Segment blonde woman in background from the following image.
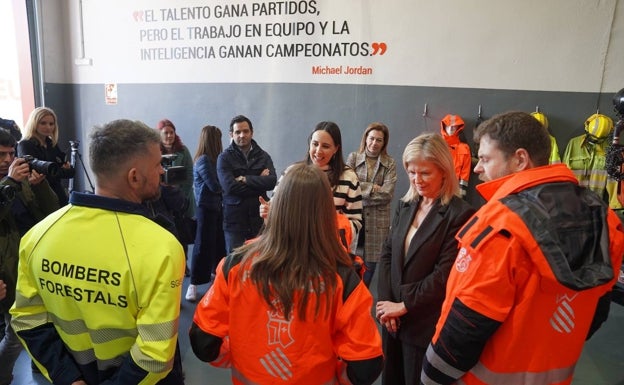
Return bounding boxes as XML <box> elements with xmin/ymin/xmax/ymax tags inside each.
<box><xmin>18</xmin><ymin>107</ymin><xmax>74</xmax><ymax>206</ymax></box>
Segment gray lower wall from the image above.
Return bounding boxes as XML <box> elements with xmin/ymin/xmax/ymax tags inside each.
<box><xmin>43</xmin><ymin>82</ymin><xmax>621</xmax><ymax>208</ymax></box>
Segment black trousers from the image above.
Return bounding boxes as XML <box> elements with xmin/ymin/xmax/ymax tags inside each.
<box><xmin>190</xmin><ymin>206</ymin><xmax>225</xmax><ymax>285</ymax></box>
<box><xmin>382</xmin><ymin>331</ymin><xmax>426</xmax><ymax>385</ymax></box>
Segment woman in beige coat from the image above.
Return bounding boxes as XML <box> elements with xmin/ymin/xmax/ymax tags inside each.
<box><xmin>346</xmin><ymin>122</ymin><xmax>397</xmax><ymax>286</ymax></box>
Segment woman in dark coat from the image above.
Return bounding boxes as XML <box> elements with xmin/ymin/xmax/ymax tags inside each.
<box><xmin>18</xmin><ymin>107</ymin><xmax>75</xmax><ymax>206</ymax></box>
<box><xmin>376</xmin><ymin>133</ymin><xmax>475</xmax><ymax>385</ymax></box>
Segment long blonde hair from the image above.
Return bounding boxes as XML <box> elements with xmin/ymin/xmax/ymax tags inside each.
<box><xmin>23</xmin><ymin>107</ymin><xmax>59</xmax><ymax>145</ymax></box>
<box><xmin>237</xmin><ymin>163</ymin><xmax>352</xmax><ymax>321</ymax></box>
<box><xmin>401</xmin><ymin>133</ymin><xmax>459</xmax><ymax>205</ymax></box>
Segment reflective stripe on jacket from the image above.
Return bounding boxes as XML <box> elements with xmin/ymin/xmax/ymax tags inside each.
<box><xmin>563</xmin><ymin>134</ymin><xmax>623</xmax><ymax>209</ymax></box>
<box><xmin>11</xmin><ymin>193</ymin><xmax>185</xmax><ymax>385</ymax></box>
<box><xmin>428</xmin><ymin>164</ymin><xmax>624</xmax><ymax>385</ymax></box>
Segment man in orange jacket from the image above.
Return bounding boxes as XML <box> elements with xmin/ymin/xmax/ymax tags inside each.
<box><xmin>421</xmin><ymin>111</ymin><xmax>624</xmax><ymax>385</ymax></box>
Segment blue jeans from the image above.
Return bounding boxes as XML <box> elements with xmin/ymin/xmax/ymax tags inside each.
<box><xmin>0</xmin><ymin>312</ymin><xmax>23</xmax><ymax>385</ymax></box>
<box><xmin>224</xmin><ymin>230</ymin><xmax>256</xmax><ymax>254</ymax></box>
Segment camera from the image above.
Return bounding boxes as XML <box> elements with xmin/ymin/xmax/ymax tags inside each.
<box><xmin>22</xmin><ymin>155</ymin><xmax>60</xmax><ymax>178</ymax></box>
<box><xmin>0</xmin><ymin>184</ymin><xmax>16</xmax><ymax>204</ymax></box>
<box><xmin>161</xmin><ymin>154</ymin><xmax>186</xmax><ymax>185</ymax></box>
<box><xmin>69</xmin><ymin>140</ymin><xmax>80</xmax><ymax>152</ymax></box>
<box><xmin>606</xmin><ymin>88</ymin><xmax>624</xmax><ymax>179</ymax></box>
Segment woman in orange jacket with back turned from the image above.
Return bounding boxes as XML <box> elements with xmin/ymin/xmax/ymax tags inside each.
<box><xmin>189</xmin><ymin>163</ymin><xmax>383</xmax><ymax>385</ymax></box>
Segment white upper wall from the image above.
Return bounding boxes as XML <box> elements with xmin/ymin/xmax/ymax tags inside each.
<box><xmin>42</xmin><ymin>0</ymin><xmax>624</xmax><ymax>92</ymax></box>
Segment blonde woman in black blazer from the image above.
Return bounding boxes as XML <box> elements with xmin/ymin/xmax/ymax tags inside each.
<box><xmin>376</xmin><ymin>133</ymin><xmax>475</xmax><ymax>385</ymax></box>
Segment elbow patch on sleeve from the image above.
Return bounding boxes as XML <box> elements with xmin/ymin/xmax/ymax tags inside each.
<box><xmin>345</xmin><ymin>355</ymin><xmax>384</xmax><ymax>385</ymax></box>
<box><xmin>587</xmin><ymin>291</ymin><xmax>612</xmax><ymax>340</ymax></box>
<box><xmin>189</xmin><ymin>322</ymin><xmax>223</xmax><ymax>362</ymax></box>
<box><xmin>422</xmin><ymin>298</ymin><xmax>501</xmax><ymax>384</ymax></box>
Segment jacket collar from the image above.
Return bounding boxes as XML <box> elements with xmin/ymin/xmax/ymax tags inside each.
<box><xmin>353</xmin><ymin>151</ymin><xmax>392</xmax><ymax>168</ymax></box>
<box><xmin>25</xmin><ymin>136</ymin><xmax>53</xmax><ymax>148</ymax></box>
<box><xmin>69</xmin><ymin>192</ymin><xmax>151</xmax><ymax>217</ymax></box>
<box><xmin>228</xmin><ymin>139</ymin><xmax>260</xmax><ymax>155</ymax></box>
<box><xmin>476</xmin><ymin>164</ymin><xmax>578</xmax><ymax>201</ymax></box>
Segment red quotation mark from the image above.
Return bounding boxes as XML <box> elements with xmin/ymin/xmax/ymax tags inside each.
<box><xmin>133</xmin><ymin>10</ymin><xmax>144</xmax><ymax>21</ymax></box>
<box><xmin>371</xmin><ymin>43</ymin><xmax>387</xmax><ymax>55</ymax></box>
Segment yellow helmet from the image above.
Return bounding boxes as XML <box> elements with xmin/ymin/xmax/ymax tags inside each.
<box><xmin>584</xmin><ymin>113</ymin><xmax>613</xmax><ymax>139</ymax></box>
<box><xmin>530</xmin><ymin>112</ymin><xmax>549</xmax><ymax>129</ymax></box>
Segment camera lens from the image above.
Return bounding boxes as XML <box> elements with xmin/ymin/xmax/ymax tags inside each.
<box><xmin>0</xmin><ymin>185</ymin><xmax>16</xmax><ymax>203</ymax></box>
<box><xmin>24</xmin><ymin>156</ymin><xmax>61</xmax><ymax>178</ymax></box>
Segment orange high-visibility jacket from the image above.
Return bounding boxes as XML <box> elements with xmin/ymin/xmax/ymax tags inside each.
<box><xmin>423</xmin><ymin>164</ymin><xmax>624</xmax><ymax>385</ymax></box>
<box><xmin>440</xmin><ymin>114</ymin><xmax>472</xmax><ymax>192</ymax></box>
<box><xmin>191</xmin><ymin>256</ymin><xmax>382</xmax><ymax>385</ymax></box>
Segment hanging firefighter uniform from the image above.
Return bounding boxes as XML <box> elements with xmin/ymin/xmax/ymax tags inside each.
<box><xmin>440</xmin><ymin>114</ymin><xmax>471</xmax><ymax>197</ymax></box>
<box><xmin>530</xmin><ymin>112</ymin><xmax>561</xmax><ymax>164</ymax></box>
<box><xmin>563</xmin><ymin>113</ymin><xmax>623</xmax><ymax>210</ymax></box>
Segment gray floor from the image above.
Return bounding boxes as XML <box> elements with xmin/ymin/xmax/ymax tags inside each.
<box><xmin>10</xmin><ymin>266</ymin><xmax>624</xmax><ymax>385</ymax></box>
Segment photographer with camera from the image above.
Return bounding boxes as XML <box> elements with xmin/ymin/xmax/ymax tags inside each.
<box><xmin>142</xmin><ymin>154</ymin><xmax>189</xmax><ymax>243</ymax></box>
<box><xmin>18</xmin><ymin>107</ymin><xmax>75</xmax><ymax>206</ymax></box>
<box><xmin>0</xmin><ymin>128</ymin><xmax>59</xmax><ymax>385</ymax></box>
<box><xmin>157</xmin><ymin>119</ymin><xmax>195</xmax><ymax>274</ymax></box>
<box><xmin>157</xmin><ymin>119</ymin><xmax>194</xmax><ymax>216</ymax></box>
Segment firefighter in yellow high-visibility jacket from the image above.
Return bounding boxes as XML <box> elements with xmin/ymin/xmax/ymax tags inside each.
<box><xmin>11</xmin><ymin>119</ymin><xmax>185</xmax><ymax>385</ymax></box>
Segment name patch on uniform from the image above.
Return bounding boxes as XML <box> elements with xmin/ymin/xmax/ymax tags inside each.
<box><xmin>38</xmin><ymin>258</ymin><xmax>128</xmax><ymax>308</ymax></box>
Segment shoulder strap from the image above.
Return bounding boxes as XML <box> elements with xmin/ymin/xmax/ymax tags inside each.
<box><xmin>221</xmin><ymin>251</ymin><xmax>245</xmax><ymax>283</ymax></box>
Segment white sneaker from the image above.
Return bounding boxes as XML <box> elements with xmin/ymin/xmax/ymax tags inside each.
<box><xmin>185</xmin><ymin>285</ymin><xmax>197</xmax><ymax>301</ymax></box>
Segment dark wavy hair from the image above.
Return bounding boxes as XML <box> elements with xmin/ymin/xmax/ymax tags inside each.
<box><xmin>474</xmin><ymin>111</ymin><xmax>551</xmax><ymax>167</ymax></box>
<box><xmin>229</xmin><ymin>115</ymin><xmax>254</xmax><ymax>133</ymax></box>
<box><xmin>305</xmin><ymin>121</ymin><xmax>346</xmax><ymax>188</ymax></box>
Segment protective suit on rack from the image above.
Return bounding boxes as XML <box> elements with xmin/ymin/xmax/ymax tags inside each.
<box><xmin>440</xmin><ymin>114</ymin><xmax>471</xmax><ymax>197</ymax></box>
<box><xmin>563</xmin><ymin>113</ymin><xmax>622</xmax><ymax>210</ymax></box>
